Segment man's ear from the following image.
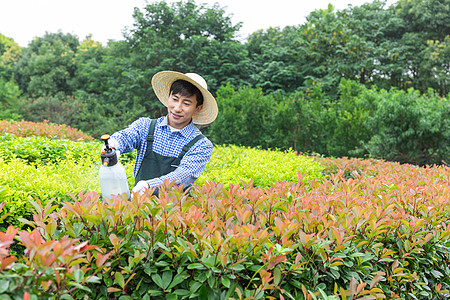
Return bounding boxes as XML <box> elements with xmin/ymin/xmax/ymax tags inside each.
<box><xmin>195</xmin><ymin>104</ymin><xmax>203</xmax><ymax>113</ymax></box>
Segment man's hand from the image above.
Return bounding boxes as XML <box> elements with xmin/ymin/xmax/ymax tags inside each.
<box><xmin>132</xmin><ymin>180</ymin><xmax>150</xmax><ymax>195</ymax></box>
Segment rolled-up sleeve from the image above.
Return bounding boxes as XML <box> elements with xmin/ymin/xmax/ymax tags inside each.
<box><xmin>111</xmin><ymin>118</ymin><xmax>148</xmax><ymax>154</ymax></box>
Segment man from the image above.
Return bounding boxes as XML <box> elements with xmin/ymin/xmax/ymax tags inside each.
<box><xmin>107</xmin><ymin>71</ymin><xmax>218</xmax><ymax>195</ymax></box>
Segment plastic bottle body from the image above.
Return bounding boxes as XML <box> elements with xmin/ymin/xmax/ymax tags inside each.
<box><xmin>99</xmin><ymin>162</ymin><xmax>130</xmax><ymax>200</ymax></box>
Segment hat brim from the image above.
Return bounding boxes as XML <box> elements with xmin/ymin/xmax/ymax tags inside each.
<box><xmin>151</xmin><ymin>71</ymin><xmax>218</xmax><ymax>125</ymax></box>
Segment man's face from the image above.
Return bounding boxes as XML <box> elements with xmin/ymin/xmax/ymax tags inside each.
<box><xmin>167</xmin><ymin>92</ymin><xmax>203</xmax><ymax>129</ymax></box>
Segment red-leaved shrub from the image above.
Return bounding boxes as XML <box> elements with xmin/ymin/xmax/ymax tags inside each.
<box><xmin>0</xmin><ymin>120</ymin><xmax>93</xmax><ymax>141</ymax></box>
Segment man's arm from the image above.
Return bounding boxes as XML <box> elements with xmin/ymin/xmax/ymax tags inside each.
<box><xmin>110</xmin><ymin>118</ymin><xmax>149</xmax><ymax>154</ymax></box>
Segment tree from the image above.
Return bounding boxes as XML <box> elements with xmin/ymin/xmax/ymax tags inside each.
<box><xmin>0</xmin><ymin>34</ymin><xmax>22</xmax><ymax>81</ymax></box>
<box><xmin>0</xmin><ymin>34</ymin><xmax>23</xmax><ymax>120</ymax></box>
<box><xmin>14</xmin><ymin>31</ymin><xmax>79</xmax><ymax>96</ymax></box>
<box><xmin>246</xmin><ymin>26</ymin><xmax>306</xmax><ymax>94</ymax></box>
<box><xmin>296</xmin><ymin>1</ymin><xmax>405</xmax><ymax>96</ymax></box>
<box><xmin>123</xmin><ymin>0</ymin><xmax>250</xmax><ymax>111</ymax></box>
<box><xmin>71</xmin><ymin>36</ymin><xmax>108</xmax><ymax>94</ymax></box>
<box><xmin>390</xmin><ymin>0</ymin><xmax>450</xmax><ymax>94</ymax></box>
<box><xmin>421</xmin><ymin>36</ymin><xmax>450</xmax><ymax>95</ymax></box>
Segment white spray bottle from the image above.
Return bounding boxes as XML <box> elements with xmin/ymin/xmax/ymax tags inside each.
<box><xmin>99</xmin><ymin>134</ymin><xmax>130</xmax><ymax>200</ymax></box>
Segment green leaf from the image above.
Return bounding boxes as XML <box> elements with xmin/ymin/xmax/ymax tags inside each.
<box><xmin>202</xmin><ymin>255</ymin><xmax>216</xmax><ymax>267</ymax></box>
<box><xmin>0</xmin><ymin>280</ymin><xmax>10</xmax><ymax>294</ymax></box>
<box><xmin>273</xmin><ymin>267</ymin><xmax>282</xmax><ymax>286</ymax></box>
<box><xmin>199</xmin><ymin>285</ymin><xmax>210</xmax><ymax>300</ymax></box>
<box><xmin>16</xmin><ymin>218</ymin><xmax>35</xmax><ymax>227</ymax></box>
<box><xmin>197</xmin><ymin>271</ymin><xmax>208</xmax><ymax>283</ymax></box>
<box><xmin>115</xmin><ymin>272</ymin><xmax>125</xmax><ymax>289</ymax></box>
<box><xmin>207</xmin><ymin>275</ymin><xmax>216</xmax><ymax>288</ymax></box>
<box><xmin>282</xmin><ymin>290</ymin><xmax>296</xmax><ymax>300</ymax></box>
<box><xmin>151</xmin><ymin>273</ymin><xmax>163</xmax><ymax>289</ymax></box>
<box><xmin>155</xmin><ymin>260</ymin><xmax>170</xmax><ymax>267</ymax></box>
<box><xmin>0</xmin><ymin>292</ymin><xmax>12</xmax><ymax>300</ymax></box>
<box><xmin>74</xmin><ymin>269</ymin><xmax>84</xmax><ymax>283</ymax></box>
<box><xmin>68</xmin><ymin>282</ymin><xmax>91</xmax><ymax>292</ymax></box>
<box><xmin>430</xmin><ymin>270</ymin><xmax>444</xmax><ymax>278</ymax></box>
<box><xmin>173</xmin><ymin>289</ymin><xmax>190</xmax><ymax>296</ymax></box>
<box><xmin>168</xmin><ymin>273</ymin><xmax>186</xmax><ymax>289</ymax></box>
<box><xmin>85</xmin><ymin>214</ymin><xmax>100</xmax><ymax>225</ymax></box>
<box><xmin>188</xmin><ymin>262</ymin><xmax>206</xmax><ymax>270</ymax></box>
<box><xmin>221</xmin><ymin>276</ymin><xmax>231</xmax><ymax>288</ymax></box>
<box><xmin>161</xmin><ymin>271</ymin><xmax>172</xmax><ymax>290</ymax></box>
<box><xmin>166</xmin><ymin>294</ymin><xmax>177</xmax><ymax>300</ymax></box>
<box><xmin>190</xmin><ymin>281</ymin><xmax>202</xmax><ymax>293</ymax></box>
<box><xmin>86</xmin><ymin>275</ymin><xmax>101</xmax><ymax>284</ymax></box>
<box><xmin>147</xmin><ymin>290</ymin><xmax>163</xmax><ymax>296</ymax></box>
<box><xmin>231</xmin><ymin>264</ymin><xmax>245</xmax><ymax>271</ymax></box>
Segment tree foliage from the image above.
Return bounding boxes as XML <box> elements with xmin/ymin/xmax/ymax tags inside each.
<box><xmin>0</xmin><ymin>34</ymin><xmax>22</xmax><ymax>80</ymax></box>
<box><xmin>14</xmin><ymin>31</ymin><xmax>79</xmax><ymax>96</ymax></box>
<box><xmin>391</xmin><ymin>0</ymin><xmax>450</xmax><ymax>94</ymax></box>
<box><xmin>125</xmin><ymin>0</ymin><xmax>249</xmax><ymax>97</ymax></box>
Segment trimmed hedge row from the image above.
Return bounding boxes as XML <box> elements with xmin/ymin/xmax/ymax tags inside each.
<box><xmin>0</xmin><ymin>119</ymin><xmax>93</xmax><ymax>141</ymax></box>
<box><xmin>1</xmin><ymin>157</ymin><xmax>449</xmax><ymax>299</ymax></box>
<box><xmin>0</xmin><ymin>135</ymin><xmax>323</xmax><ymax>229</ymax></box>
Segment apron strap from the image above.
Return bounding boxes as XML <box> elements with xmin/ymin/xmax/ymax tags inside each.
<box><xmin>146</xmin><ymin>119</ymin><xmax>203</xmax><ymax>157</ymax></box>
<box><xmin>177</xmin><ymin>133</ymin><xmax>205</xmax><ymax>160</ymax></box>
<box><xmin>146</xmin><ymin>118</ymin><xmax>157</xmax><ymax>144</ymax></box>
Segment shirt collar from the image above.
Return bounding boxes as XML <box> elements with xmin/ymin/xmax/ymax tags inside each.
<box><xmin>158</xmin><ymin>115</ymin><xmax>196</xmax><ymax>138</ymax></box>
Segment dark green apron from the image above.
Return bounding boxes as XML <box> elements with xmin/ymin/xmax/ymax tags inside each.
<box><xmin>135</xmin><ymin>119</ymin><xmax>205</xmax><ymax>189</ymax></box>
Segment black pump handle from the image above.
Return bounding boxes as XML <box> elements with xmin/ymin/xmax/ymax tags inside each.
<box><xmin>101</xmin><ymin>134</ymin><xmax>111</xmax><ymax>150</ymax></box>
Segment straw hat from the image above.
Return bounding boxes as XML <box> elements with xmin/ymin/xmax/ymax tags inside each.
<box><xmin>151</xmin><ymin>71</ymin><xmax>218</xmax><ymax>125</ymax></box>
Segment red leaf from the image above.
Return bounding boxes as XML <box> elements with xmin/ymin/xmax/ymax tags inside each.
<box><xmin>268</xmin><ymin>255</ymin><xmax>286</xmax><ymax>269</ymax></box>
<box><xmin>1</xmin><ymin>256</ymin><xmax>17</xmax><ymax>270</ymax></box>
<box><xmin>23</xmin><ymin>292</ymin><xmax>30</xmax><ymax>300</ymax></box>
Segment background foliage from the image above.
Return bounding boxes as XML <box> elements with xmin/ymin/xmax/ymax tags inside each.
<box><xmin>0</xmin><ymin>0</ymin><xmax>449</xmax><ymax>165</ymax></box>
<box><xmin>209</xmin><ymin>80</ymin><xmax>449</xmax><ymax>165</ymax></box>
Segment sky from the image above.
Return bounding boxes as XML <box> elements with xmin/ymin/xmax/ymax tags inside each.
<box><xmin>0</xmin><ymin>0</ymin><xmax>398</xmax><ymax>47</ymax></box>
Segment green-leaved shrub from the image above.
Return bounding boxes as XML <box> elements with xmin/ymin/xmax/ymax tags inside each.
<box><xmin>208</xmin><ymin>80</ymin><xmax>449</xmax><ymax>166</ymax></box>
<box><xmin>208</xmin><ymin>84</ymin><xmax>299</xmax><ymax>150</ymax></box>
<box><xmin>360</xmin><ymin>88</ymin><xmax>449</xmax><ymax>165</ymax></box>
<box><xmin>0</xmin><ymin>156</ymin><xmax>100</xmax><ymax>229</ymax></box>
<box><xmin>0</xmin><ymin>134</ymin><xmax>99</xmax><ymax>164</ymax></box>
<box><xmin>199</xmin><ymin>145</ymin><xmax>324</xmax><ymax>188</ymax></box>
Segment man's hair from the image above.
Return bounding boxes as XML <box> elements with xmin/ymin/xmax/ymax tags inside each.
<box><xmin>169</xmin><ymin>80</ymin><xmax>204</xmax><ymax>107</ymax></box>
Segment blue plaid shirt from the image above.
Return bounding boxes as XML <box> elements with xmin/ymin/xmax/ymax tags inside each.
<box><xmin>111</xmin><ymin>116</ymin><xmax>213</xmax><ymax>188</ymax></box>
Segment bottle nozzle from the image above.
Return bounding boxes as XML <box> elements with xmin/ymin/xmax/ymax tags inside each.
<box><xmin>101</xmin><ymin>134</ymin><xmax>111</xmax><ymax>150</ymax></box>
